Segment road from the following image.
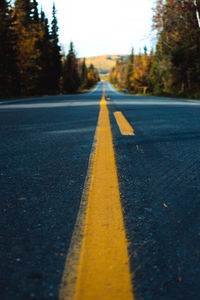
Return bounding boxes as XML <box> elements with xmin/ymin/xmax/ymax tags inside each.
<box><xmin>1</xmin><ymin>82</ymin><xmax>200</xmax><ymax>300</ymax></box>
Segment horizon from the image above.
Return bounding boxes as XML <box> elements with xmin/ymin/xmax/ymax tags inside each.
<box><xmin>79</xmin><ymin>53</ymin><xmax>129</xmax><ymax>58</ymax></box>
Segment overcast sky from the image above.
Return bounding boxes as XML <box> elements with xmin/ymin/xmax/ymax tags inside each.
<box><xmin>37</xmin><ymin>0</ymin><xmax>156</xmax><ymax>57</ymax></box>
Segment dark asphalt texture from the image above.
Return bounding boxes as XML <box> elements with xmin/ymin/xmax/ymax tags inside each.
<box><xmin>1</xmin><ymin>82</ymin><xmax>200</xmax><ymax>300</ymax></box>
<box><xmin>106</xmin><ymin>82</ymin><xmax>200</xmax><ymax>300</ymax></box>
<box><xmin>0</xmin><ymin>86</ymin><xmax>101</xmax><ymax>299</ymax></box>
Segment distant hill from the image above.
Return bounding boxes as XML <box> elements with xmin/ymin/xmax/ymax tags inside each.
<box><xmin>81</xmin><ymin>55</ymin><xmax>129</xmax><ymax>74</ymax></box>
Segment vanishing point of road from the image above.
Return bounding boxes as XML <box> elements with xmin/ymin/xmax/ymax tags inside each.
<box><xmin>1</xmin><ymin>82</ymin><xmax>200</xmax><ymax>300</ymax></box>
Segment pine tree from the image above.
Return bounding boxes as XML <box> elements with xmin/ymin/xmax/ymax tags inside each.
<box><xmin>13</xmin><ymin>0</ymin><xmax>51</xmax><ymax>95</ymax></box>
<box><xmin>0</xmin><ymin>0</ymin><xmax>19</xmax><ymax>97</ymax></box>
<box><xmin>144</xmin><ymin>46</ymin><xmax>147</xmax><ymax>56</ymax></box>
<box><xmin>14</xmin><ymin>0</ymin><xmax>31</xmax><ymax>26</ymax></box>
<box><xmin>0</xmin><ymin>0</ymin><xmax>62</xmax><ymax>98</ymax></box>
<box><xmin>81</xmin><ymin>58</ymin><xmax>88</xmax><ymax>88</ymax></box>
<box><xmin>32</xmin><ymin>0</ymin><xmax>39</xmax><ymax>23</ymax></box>
<box><xmin>152</xmin><ymin>0</ymin><xmax>200</xmax><ymax>96</ymax></box>
<box><xmin>124</xmin><ymin>48</ymin><xmax>134</xmax><ymax>91</ymax></box>
<box><xmin>130</xmin><ymin>47</ymin><xmax>134</xmax><ymax>64</ymax></box>
<box><xmin>149</xmin><ymin>41</ymin><xmax>169</xmax><ymax>94</ymax></box>
<box><xmin>36</xmin><ymin>9</ymin><xmax>52</xmax><ymax>94</ymax></box>
<box><xmin>87</xmin><ymin>64</ymin><xmax>99</xmax><ymax>88</ymax></box>
<box><xmin>49</xmin><ymin>2</ymin><xmax>61</xmax><ymax>94</ymax></box>
<box><xmin>13</xmin><ymin>0</ymin><xmax>35</xmax><ymax>94</ymax></box>
<box><xmin>62</xmin><ymin>42</ymin><xmax>80</xmax><ymax>93</ymax></box>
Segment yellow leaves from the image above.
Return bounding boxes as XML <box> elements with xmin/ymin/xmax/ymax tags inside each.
<box><xmin>87</xmin><ymin>72</ymin><xmax>93</xmax><ymax>81</ymax></box>
<box><xmin>107</xmin><ymin>73</ymin><xmax>112</xmax><ymax>81</ymax></box>
<box><xmin>113</xmin><ymin>70</ymin><xmax>118</xmax><ymax>79</ymax></box>
<box><xmin>87</xmin><ymin>67</ymin><xmax>99</xmax><ymax>84</ymax></box>
<box><xmin>172</xmin><ymin>31</ymin><xmax>180</xmax><ymax>41</ymax></box>
<box><xmin>133</xmin><ymin>54</ymin><xmax>153</xmax><ymax>86</ymax></box>
<box><xmin>110</xmin><ymin>53</ymin><xmax>153</xmax><ymax>93</ymax></box>
<box><xmin>15</xmin><ymin>21</ymin><xmax>44</xmax><ymax>73</ymax></box>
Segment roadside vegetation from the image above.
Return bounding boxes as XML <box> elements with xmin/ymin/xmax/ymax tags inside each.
<box><xmin>109</xmin><ymin>0</ymin><xmax>200</xmax><ymax>99</ymax></box>
<box><xmin>62</xmin><ymin>43</ymin><xmax>100</xmax><ymax>94</ymax></box>
<box><xmin>109</xmin><ymin>47</ymin><xmax>153</xmax><ymax>95</ymax></box>
<box><xmin>0</xmin><ymin>0</ymin><xmax>99</xmax><ymax>99</ymax></box>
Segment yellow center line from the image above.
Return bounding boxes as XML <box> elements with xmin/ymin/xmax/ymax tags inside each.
<box><xmin>59</xmin><ymin>95</ymin><xmax>134</xmax><ymax>300</ymax></box>
<box><xmin>114</xmin><ymin>111</ymin><xmax>135</xmax><ymax>136</ymax></box>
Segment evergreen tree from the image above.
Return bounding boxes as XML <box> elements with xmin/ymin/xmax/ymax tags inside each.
<box><xmin>62</xmin><ymin>42</ymin><xmax>80</xmax><ymax>93</ymax></box>
<box><xmin>14</xmin><ymin>0</ymin><xmax>32</xmax><ymax>26</ymax></box>
<box><xmin>0</xmin><ymin>0</ymin><xmax>62</xmax><ymax>98</ymax></box>
<box><xmin>144</xmin><ymin>46</ymin><xmax>147</xmax><ymax>56</ymax></box>
<box><xmin>81</xmin><ymin>58</ymin><xmax>88</xmax><ymax>88</ymax></box>
<box><xmin>109</xmin><ymin>51</ymin><xmax>153</xmax><ymax>94</ymax></box>
<box><xmin>152</xmin><ymin>0</ymin><xmax>200</xmax><ymax>96</ymax></box>
<box><xmin>0</xmin><ymin>0</ymin><xmax>19</xmax><ymax>97</ymax></box>
<box><xmin>13</xmin><ymin>0</ymin><xmax>40</xmax><ymax>95</ymax></box>
<box><xmin>49</xmin><ymin>2</ymin><xmax>61</xmax><ymax>94</ymax></box>
<box><xmin>149</xmin><ymin>41</ymin><xmax>171</xmax><ymax>94</ymax></box>
<box><xmin>124</xmin><ymin>48</ymin><xmax>134</xmax><ymax>91</ymax></box>
<box><xmin>87</xmin><ymin>64</ymin><xmax>99</xmax><ymax>88</ymax></box>
<box><xmin>32</xmin><ymin>0</ymin><xmax>39</xmax><ymax>23</ymax></box>
<box><xmin>130</xmin><ymin>47</ymin><xmax>134</xmax><ymax>64</ymax></box>
<box><xmin>36</xmin><ymin>9</ymin><xmax>52</xmax><ymax>94</ymax></box>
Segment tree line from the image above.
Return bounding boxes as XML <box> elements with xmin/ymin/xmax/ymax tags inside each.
<box><xmin>0</xmin><ymin>0</ymin><xmax>99</xmax><ymax>98</ymax></box>
<box><xmin>109</xmin><ymin>0</ymin><xmax>200</xmax><ymax>98</ymax></box>
<box><xmin>62</xmin><ymin>42</ymin><xmax>100</xmax><ymax>94</ymax></box>
<box><xmin>109</xmin><ymin>47</ymin><xmax>153</xmax><ymax>95</ymax></box>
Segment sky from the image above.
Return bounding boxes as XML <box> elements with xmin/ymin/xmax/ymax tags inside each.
<box><xmin>37</xmin><ymin>0</ymin><xmax>156</xmax><ymax>57</ymax></box>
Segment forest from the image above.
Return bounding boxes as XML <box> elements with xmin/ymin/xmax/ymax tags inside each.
<box><xmin>0</xmin><ymin>0</ymin><xmax>99</xmax><ymax>98</ymax></box>
<box><xmin>1</xmin><ymin>0</ymin><xmax>200</xmax><ymax>99</ymax></box>
<box><xmin>109</xmin><ymin>0</ymin><xmax>200</xmax><ymax>99</ymax></box>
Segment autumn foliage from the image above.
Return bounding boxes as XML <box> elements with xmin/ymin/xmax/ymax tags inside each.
<box><xmin>0</xmin><ymin>0</ymin><xmax>99</xmax><ymax>99</ymax></box>
<box><xmin>109</xmin><ymin>48</ymin><xmax>153</xmax><ymax>94</ymax></box>
<box><xmin>151</xmin><ymin>0</ymin><xmax>200</xmax><ymax>97</ymax></box>
<box><xmin>110</xmin><ymin>0</ymin><xmax>200</xmax><ymax>98</ymax></box>
<box><xmin>0</xmin><ymin>0</ymin><xmax>63</xmax><ymax>98</ymax></box>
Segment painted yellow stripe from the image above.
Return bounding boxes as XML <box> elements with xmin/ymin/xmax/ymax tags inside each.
<box><xmin>59</xmin><ymin>95</ymin><xmax>134</xmax><ymax>300</ymax></box>
<box><xmin>114</xmin><ymin>111</ymin><xmax>135</xmax><ymax>136</ymax></box>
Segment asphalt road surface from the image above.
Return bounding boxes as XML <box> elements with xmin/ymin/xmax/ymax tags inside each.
<box><xmin>1</xmin><ymin>82</ymin><xmax>200</xmax><ymax>300</ymax></box>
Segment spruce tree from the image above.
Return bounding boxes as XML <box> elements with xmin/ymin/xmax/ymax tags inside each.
<box><xmin>130</xmin><ymin>47</ymin><xmax>134</xmax><ymax>64</ymax></box>
<box><xmin>32</xmin><ymin>0</ymin><xmax>39</xmax><ymax>23</ymax></box>
<box><xmin>0</xmin><ymin>0</ymin><xmax>19</xmax><ymax>97</ymax></box>
<box><xmin>87</xmin><ymin>64</ymin><xmax>99</xmax><ymax>88</ymax></box>
<box><xmin>0</xmin><ymin>0</ymin><xmax>62</xmax><ymax>98</ymax></box>
<box><xmin>151</xmin><ymin>0</ymin><xmax>200</xmax><ymax>96</ymax></box>
<box><xmin>14</xmin><ymin>0</ymin><xmax>46</xmax><ymax>95</ymax></box>
<box><xmin>37</xmin><ymin>9</ymin><xmax>52</xmax><ymax>94</ymax></box>
<box><xmin>124</xmin><ymin>48</ymin><xmax>134</xmax><ymax>91</ymax></box>
<box><xmin>49</xmin><ymin>3</ymin><xmax>61</xmax><ymax>94</ymax></box>
<box><xmin>14</xmin><ymin>0</ymin><xmax>31</xmax><ymax>26</ymax></box>
<box><xmin>62</xmin><ymin>42</ymin><xmax>80</xmax><ymax>93</ymax></box>
<box><xmin>81</xmin><ymin>58</ymin><xmax>88</xmax><ymax>89</ymax></box>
